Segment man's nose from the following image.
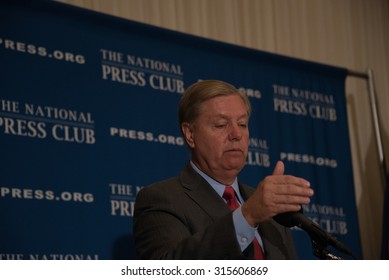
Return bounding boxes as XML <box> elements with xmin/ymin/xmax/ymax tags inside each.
<box><xmin>228</xmin><ymin>123</ymin><xmax>242</xmax><ymax>140</ymax></box>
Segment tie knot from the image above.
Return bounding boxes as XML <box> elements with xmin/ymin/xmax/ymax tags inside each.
<box><xmin>223</xmin><ymin>186</ymin><xmax>239</xmax><ymax>211</ymax></box>
<box><xmin>223</xmin><ymin>186</ymin><xmax>235</xmax><ymax>200</ymax></box>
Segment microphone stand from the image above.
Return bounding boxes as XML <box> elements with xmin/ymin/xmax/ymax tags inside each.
<box><xmin>302</xmin><ymin>221</ymin><xmax>355</xmax><ymax>260</ymax></box>
<box><xmin>311</xmin><ymin>239</ymin><xmax>343</xmax><ymax>260</ymax></box>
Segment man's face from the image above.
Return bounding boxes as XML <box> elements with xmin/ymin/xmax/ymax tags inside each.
<box><xmin>182</xmin><ymin>94</ymin><xmax>249</xmax><ymax>184</ymax></box>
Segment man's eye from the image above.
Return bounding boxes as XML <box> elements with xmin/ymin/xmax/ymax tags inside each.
<box><xmin>215</xmin><ymin>124</ymin><xmax>227</xmax><ymax>128</ymax></box>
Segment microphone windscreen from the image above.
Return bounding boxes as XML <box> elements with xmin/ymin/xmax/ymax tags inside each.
<box><xmin>273</xmin><ymin>208</ymin><xmax>303</xmax><ymax>227</ymax></box>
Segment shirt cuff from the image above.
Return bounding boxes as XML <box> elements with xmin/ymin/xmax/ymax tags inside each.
<box><xmin>232</xmin><ymin>207</ymin><xmax>257</xmax><ymax>251</ymax></box>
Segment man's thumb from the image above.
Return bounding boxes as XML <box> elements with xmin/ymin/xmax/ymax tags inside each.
<box><xmin>272</xmin><ymin>160</ymin><xmax>285</xmax><ymax>175</ymax></box>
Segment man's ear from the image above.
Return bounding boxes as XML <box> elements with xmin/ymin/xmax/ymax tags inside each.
<box><xmin>181</xmin><ymin>122</ymin><xmax>195</xmax><ymax>148</ymax></box>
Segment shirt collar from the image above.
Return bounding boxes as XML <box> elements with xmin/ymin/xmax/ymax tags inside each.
<box><xmin>190</xmin><ymin>161</ymin><xmax>241</xmax><ymax>200</ymax></box>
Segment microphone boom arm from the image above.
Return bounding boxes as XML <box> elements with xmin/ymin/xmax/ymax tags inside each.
<box><xmin>274</xmin><ymin>210</ymin><xmax>357</xmax><ymax>260</ymax></box>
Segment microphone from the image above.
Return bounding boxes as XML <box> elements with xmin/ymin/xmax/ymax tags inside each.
<box><xmin>274</xmin><ymin>210</ymin><xmax>357</xmax><ymax>259</ymax></box>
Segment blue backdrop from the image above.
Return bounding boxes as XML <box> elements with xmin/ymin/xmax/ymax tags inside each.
<box><xmin>0</xmin><ymin>0</ymin><xmax>361</xmax><ymax>260</ymax></box>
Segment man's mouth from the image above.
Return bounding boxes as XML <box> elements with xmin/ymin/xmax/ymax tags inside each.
<box><xmin>225</xmin><ymin>148</ymin><xmax>243</xmax><ymax>153</ymax></box>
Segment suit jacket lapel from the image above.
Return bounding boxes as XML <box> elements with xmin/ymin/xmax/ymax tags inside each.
<box><xmin>179</xmin><ymin>163</ymin><xmax>231</xmax><ymax>220</ymax></box>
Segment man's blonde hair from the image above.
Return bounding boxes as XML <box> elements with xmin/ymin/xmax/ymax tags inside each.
<box><xmin>178</xmin><ymin>80</ymin><xmax>252</xmax><ymax>133</ymax></box>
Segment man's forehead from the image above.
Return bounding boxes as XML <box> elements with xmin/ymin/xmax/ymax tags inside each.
<box><xmin>202</xmin><ymin>110</ymin><xmax>249</xmax><ymax>120</ymax></box>
<box><xmin>203</xmin><ymin>95</ymin><xmax>245</xmax><ymax>107</ymax></box>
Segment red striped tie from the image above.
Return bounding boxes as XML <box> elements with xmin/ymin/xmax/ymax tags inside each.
<box><xmin>223</xmin><ymin>186</ymin><xmax>265</xmax><ymax>260</ymax></box>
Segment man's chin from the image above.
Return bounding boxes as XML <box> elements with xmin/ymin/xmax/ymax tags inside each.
<box><xmin>224</xmin><ymin>160</ymin><xmax>245</xmax><ymax>172</ymax></box>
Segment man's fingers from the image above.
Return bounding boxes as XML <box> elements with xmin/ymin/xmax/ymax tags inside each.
<box><xmin>272</xmin><ymin>192</ymin><xmax>312</xmax><ymax>205</ymax></box>
<box><xmin>272</xmin><ymin>160</ymin><xmax>285</xmax><ymax>176</ymax></box>
<box><xmin>273</xmin><ymin>183</ymin><xmax>314</xmax><ymax>196</ymax></box>
<box><xmin>271</xmin><ymin>161</ymin><xmax>310</xmax><ymax>186</ymax></box>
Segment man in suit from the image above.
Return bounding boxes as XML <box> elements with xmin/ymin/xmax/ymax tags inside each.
<box><xmin>134</xmin><ymin>80</ymin><xmax>314</xmax><ymax>259</ymax></box>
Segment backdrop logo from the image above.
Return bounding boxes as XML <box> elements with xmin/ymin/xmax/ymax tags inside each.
<box><xmin>0</xmin><ymin>253</ymin><xmax>99</xmax><ymax>260</ymax></box>
<box><xmin>303</xmin><ymin>203</ymin><xmax>348</xmax><ymax>235</ymax></box>
<box><xmin>0</xmin><ymin>99</ymin><xmax>95</xmax><ymax>144</ymax></box>
<box><xmin>0</xmin><ymin>186</ymin><xmax>94</xmax><ymax>203</ymax></box>
<box><xmin>246</xmin><ymin>138</ymin><xmax>270</xmax><ymax>167</ymax></box>
<box><xmin>0</xmin><ymin>36</ymin><xmax>86</xmax><ymax>64</ymax></box>
<box><xmin>239</xmin><ymin>86</ymin><xmax>262</xmax><ymax>100</ymax></box>
<box><xmin>110</xmin><ymin>126</ymin><xmax>185</xmax><ymax>146</ymax></box>
<box><xmin>272</xmin><ymin>84</ymin><xmax>337</xmax><ymax>121</ymax></box>
<box><xmin>280</xmin><ymin>152</ymin><xmax>337</xmax><ymax>168</ymax></box>
<box><xmin>109</xmin><ymin>183</ymin><xmax>143</xmax><ymax>217</ymax></box>
<box><xmin>100</xmin><ymin>49</ymin><xmax>184</xmax><ymax>94</ymax></box>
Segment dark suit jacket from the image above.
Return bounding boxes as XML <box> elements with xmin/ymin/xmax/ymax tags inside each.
<box><xmin>134</xmin><ymin>162</ymin><xmax>297</xmax><ymax>259</ymax></box>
